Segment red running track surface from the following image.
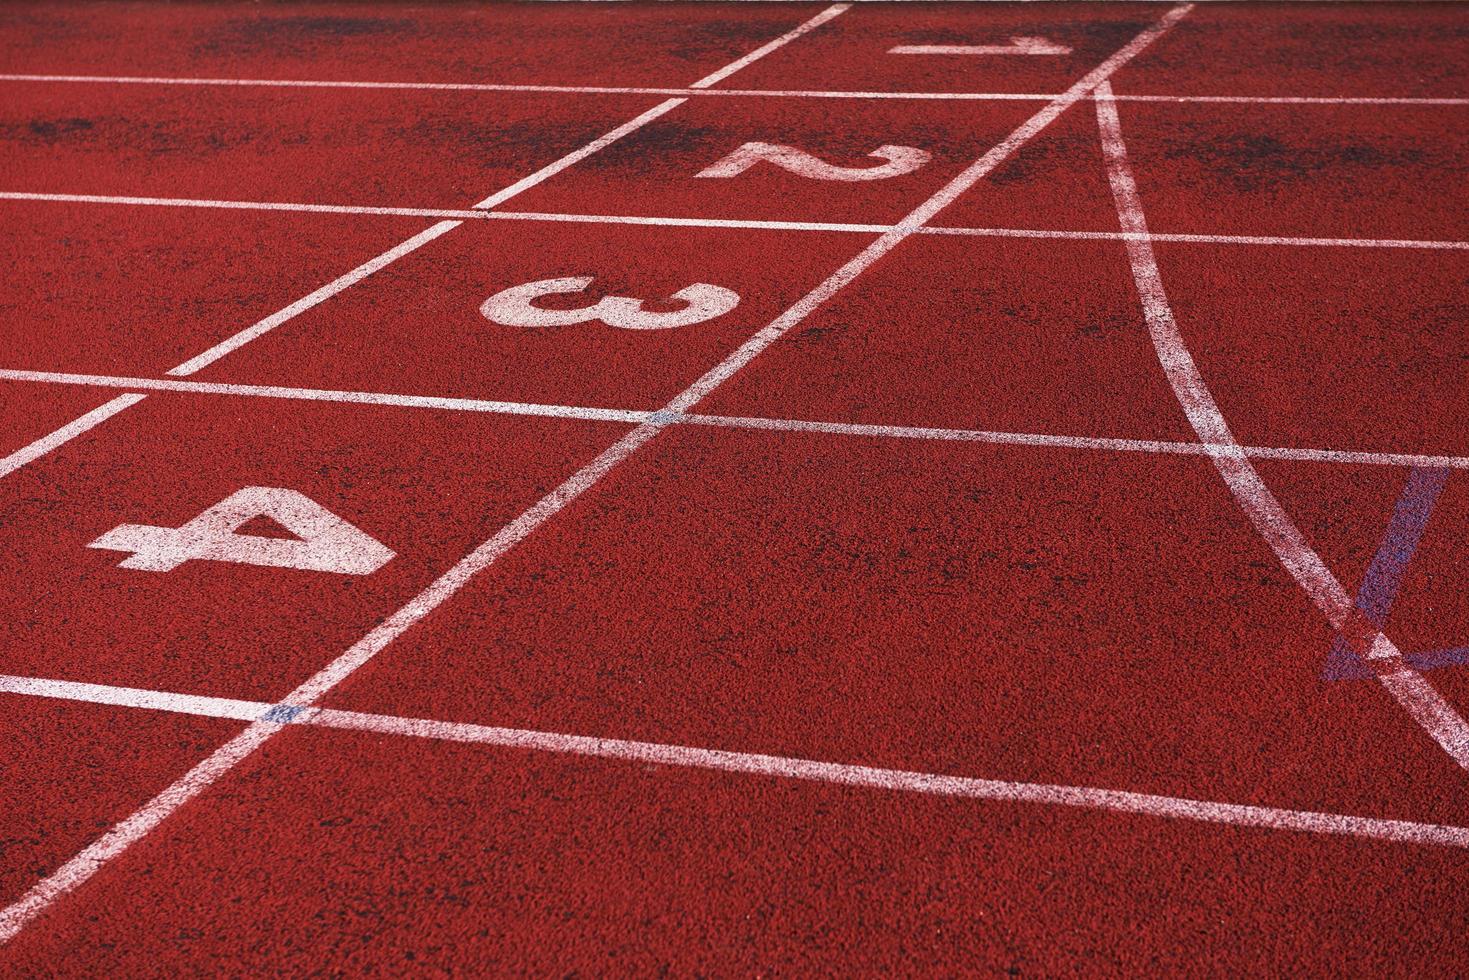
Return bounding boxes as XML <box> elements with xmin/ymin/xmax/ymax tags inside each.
<box><xmin>1</xmin><ymin>1</ymin><xmax>1468</xmax><ymax>973</ymax></box>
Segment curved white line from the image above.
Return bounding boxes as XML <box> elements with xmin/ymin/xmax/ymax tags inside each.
<box><xmin>1094</xmin><ymin>81</ymin><xmax>1469</xmax><ymax>770</ymax></box>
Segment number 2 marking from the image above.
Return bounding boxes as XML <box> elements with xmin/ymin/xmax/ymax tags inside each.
<box><xmin>695</xmin><ymin>142</ymin><xmax>930</xmax><ymax>182</ymax></box>
<box><xmin>480</xmin><ymin>276</ymin><xmax>740</xmax><ymax>330</ymax></box>
<box><xmin>89</xmin><ymin>486</ymin><xmax>395</xmax><ymax>575</ymax></box>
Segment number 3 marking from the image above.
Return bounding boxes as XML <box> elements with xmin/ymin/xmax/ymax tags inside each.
<box><xmin>480</xmin><ymin>276</ymin><xmax>740</xmax><ymax>330</ymax></box>
<box><xmin>695</xmin><ymin>142</ymin><xmax>930</xmax><ymax>182</ymax></box>
<box><xmin>89</xmin><ymin>486</ymin><xmax>395</xmax><ymax>575</ymax></box>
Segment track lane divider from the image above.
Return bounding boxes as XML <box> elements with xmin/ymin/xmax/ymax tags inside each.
<box><xmin>2</xmin><ymin>72</ymin><xmax>1463</xmax><ymax>106</ymax></box>
<box><xmin>4</xmin><ymin>191</ymin><xmax>1464</xmax><ymax>251</ymax></box>
<box><xmin>2</xmin><ymin>670</ymin><xmax>1466</xmax><ymax>850</ymax></box>
<box><xmin>6</xmin><ymin>366</ymin><xmax>1469</xmax><ymax>472</ymax></box>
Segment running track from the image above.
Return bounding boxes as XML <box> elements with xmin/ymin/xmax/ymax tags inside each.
<box><xmin>1</xmin><ymin>2</ymin><xmax>1468</xmax><ymax>972</ymax></box>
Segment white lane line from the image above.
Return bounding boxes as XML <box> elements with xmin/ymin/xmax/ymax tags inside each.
<box><xmin>688</xmin><ymin>3</ymin><xmax>850</xmax><ymax>89</ymax></box>
<box><xmin>0</xmin><ymin>4</ymin><xmax>852</xmax><ymax>488</ymax></box>
<box><xmin>0</xmin><ymin>369</ymin><xmax>652</xmax><ymax>424</ymax></box>
<box><xmin>890</xmin><ymin>39</ymin><xmax>1073</xmax><ymax>56</ymax></box>
<box><xmin>9</xmin><ymin>367</ymin><xmax>1469</xmax><ymax>472</ymax></box>
<box><xmin>692</xmin><ymin>412</ymin><xmax>1469</xmax><ymax>471</ymax></box>
<box><xmin>0</xmin><ymin>394</ymin><xmax>145</xmax><ymax>480</ymax></box>
<box><xmin>165</xmin><ymin>220</ymin><xmax>461</xmax><ymax>377</ymax></box>
<box><xmin>924</xmin><ymin>226</ymin><xmax>1469</xmax><ymax>251</ymax></box>
<box><xmin>0</xmin><ymin>719</ymin><xmax>283</xmax><ymax>947</ymax></box>
<box><xmin>1116</xmin><ymin>94</ymin><xmax>1469</xmax><ymax>106</ymax></box>
<box><xmin>0</xmin><ymin>675</ymin><xmax>267</xmax><ymax>722</ymax></box>
<box><xmin>2</xmin><ymin>73</ymin><xmax>1462</xmax><ymax>105</ymax></box>
<box><xmin>1095</xmin><ymin>81</ymin><xmax>1469</xmax><ymax>772</ymax></box>
<box><xmin>471</xmin><ymin>98</ymin><xmax>688</xmax><ymax>209</ymax></box>
<box><xmin>0</xmin><ymin>191</ymin><xmax>892</xmax><ymax>234</ymax></box>
<box><xmin>5</xmin><ymin>192</ymin><xmax>1466</xmax><ymax>251</ymax></box>
<box><xmin>3</xmin><ymin>672</ymin><xmax>1466</xmax><ymax>850</ymax></box>
<box><xmin>0</xmin><ymin>6</ymin><xmax>1193</xmax><ymax>944</ymax></box>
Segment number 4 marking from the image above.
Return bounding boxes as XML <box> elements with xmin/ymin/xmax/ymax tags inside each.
<box><xmin>89</xmin><ymin>486</ymin><xmax>395</xmax><ymax>575</ymax></box>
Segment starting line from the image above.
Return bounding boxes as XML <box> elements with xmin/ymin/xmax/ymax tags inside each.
<box><xmin>2</xmin><ymin>192</ymin><xmax>1464</xmax><ymax>251</ymax></box>
<box><xmin>2</xmin><ymin>671</ymin><xmax>1466</xmax><ymax>850</ymax></box>
<box><xmin>1</xmin><ymin>73</ymin><xmax>1465</xmax><ymax>106</ymax></box>
<box><xmin>5</xmin><ymin>367</ymin><xmax>1469</xmax><ymax>473</ymax></box>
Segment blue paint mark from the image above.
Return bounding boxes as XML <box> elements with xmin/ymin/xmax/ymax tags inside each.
<box><xmin>1324</xmin><ymin>466</ymin><xmax>1451</xmax><ymax>680</ymax></box>
<box><xmin>260</xmin><ymin>704</ymin><xmax>306</xmax><ymax>724</ymax></box>
<box><xmin>1407</xmin><ymin>647</ymin><xmax>1469</xmax><ymax>672</ymax></box>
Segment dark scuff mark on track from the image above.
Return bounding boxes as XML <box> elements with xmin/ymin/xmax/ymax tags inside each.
<box><xmin>0</xmin><ymin>114</ymin><xmax>264</xmax><ymax>157</ymax></box>
<box><xmin>581</xmin><ymin>120</ymin><xmax>722</xmax><ymax>173</ymax></box>
<box><xmin>5</xmin><ymin>117</ymin><xmax>95</xmax><ymax>145</ymax></box>
<box><xmin>988</xmin><ymin>136</ymin><xmax>1104</xmax><ymax>188</ymax></box>
<box><xmin>389</xmin><ymin>117</ymin><xmax>613</xmax><ymax>166</ymax></box>
<box><xmin>195</xmin><ymin>15</ymin><xmax>417</xmax><ymax>56</ymax></box>
<box><xmin>1163</xmin><ymin>133</ymin><xmax>1438</xmax><ymax>192</ymax></box>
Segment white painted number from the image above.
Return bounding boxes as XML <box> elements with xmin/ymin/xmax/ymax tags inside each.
<box><xmin>695</xmin><ymin>142</ymin><xmax>930</xmax><ymax>182</ymax></box>
<box><xmin>89</xmin><ymin>486</ymin><xmax>395</xmax><ymax>575</ymax></box>
<box><xmin>889</xmin><ymin>37</ymin><xmax>1072</xmax><ymax>56</ymax></box>
<box><xmin>480</xmin><ymin>276</ymin><xmax>740</xmax><ymax>330</ymax></box>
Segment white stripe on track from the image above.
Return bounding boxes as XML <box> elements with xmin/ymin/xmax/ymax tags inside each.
<box><xmin>8</xmin><ymin>368</ymin><xmax>1469</xmax><ymax>473</ymax></box>
<box><xmin>0</xmin><ymin>394</ymin><xmax>145</xmax><ymax>480</ymax></box>
<box><xmin>687</xmin><ymin>3</ymin><xmax>850</xmax><ymax>89</ymax></box>
<box><xmin>471</xmin><ymin>99</ymin><xmax>687</xmax><ymax>209</ymax></box>
<box><xmin>0</xmin><ymin>5</ymin><xmax>1194</xmax><ymax>944</ymax></box>
<box><xmin>1095</xmin><ymin>81</ymin><xmax>1469</xmax><ymax>772</ymax></box>
<box><xmin>1</xmin><ymin>73</ymin><xmax>1462</xmax><ymax>106</ymax></box>
<box><xmin>165</xmin><ymin>220</ymin><xmax>462</xmax><ymax>377</ymax></box>
<box><xmin>7</xmin><ymin>192</ymin><xmax>1461</xmax><ymax>252</ymax></box>
<box><xmin>3</xmin><ymin>672</ymin><xmax>1466</xmax><ymax>850</ymax></box>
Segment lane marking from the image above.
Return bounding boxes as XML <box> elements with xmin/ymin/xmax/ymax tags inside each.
<box><xmin>890</xmin><ymin>38</ymin><xmax>1073</xmax><ymax>56</ymax></box>
<box><xmin>0</xmin><ymin>3</ymin><xmax>852</xmax><ymax>484</ymax></box>
<box><xmin>166</xmin><ymin>221</ymin><xmax>461</xmax><ymax>377</ymax></box>
<box><xmin>89</xmin><ymin>486</ymin><xmax>396</xmax><ymax>575</ymax></box>
<box><xmin>1095</xmin><ymin>81</ymin><xmax>1469</xmax><ymax>772</ymax></box>
<box><xmin>0</xmin><ymin>394</ymin><xmax>145</xmax><ymax>480</ymax></box>
<box><xmin>7</xmin><ymin>367</ymin><xmax>1469</xmax><ymax>472</ymax></box>
<box><xmin>1326</xmin><ymin>468</ymin><xmax>1451</xmax><ymax>680</ymax></box>
<box><xmin>3</xmin><ymin>73</ymin><xmax>1461</xmax><ymax>105</ymax></box>
<box><xmin>5</xmin><ymin>192</ymin><xmax>1464</xmax><ymax>251</ymax></box>
<box><xmin>0</xmin><ymin>5</ymin><xmax>1194</xmax><ymax>944</ymax></box>
<box><xmin>470</xmin><ymin>99</ymin><xmax>688</xmax><ymax>210</ymax></box>
<box><xmin>2</xmin><ymin>671</ymin><xmax>1467</xmax><ymax>850</ymax></box>
<box><xmin>687</xmin><ymin>3</ymin><xmax>851</xmax><ymax>89</ymax></box>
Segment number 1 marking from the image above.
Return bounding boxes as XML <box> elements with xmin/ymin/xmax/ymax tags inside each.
<box><xmin>89</xmin><ymin>486</ymin><xmax>395</xmax><ymax>575</ymax></box>
<box><xmin>889</xmin><ymin>37</ymin><xmax>1072</xmax><ymax>56</ymax></box>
